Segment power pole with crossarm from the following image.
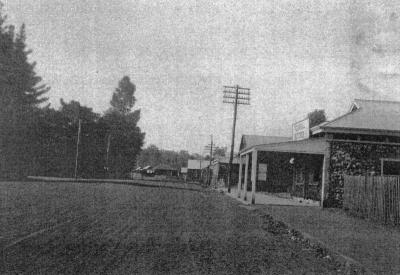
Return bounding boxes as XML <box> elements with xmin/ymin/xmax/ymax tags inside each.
<box><xmin>204</xmin><ymin>135</ymin><xmax>214</xmax><ymax>186</ymax></box>
<box><xmin>223</xmin><ymin>85</ymin><xmax>250</xmax><ymax>193</ymax></box>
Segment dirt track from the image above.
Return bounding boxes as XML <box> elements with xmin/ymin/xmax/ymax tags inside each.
<box><xmin>1</xmin><ymin>181</ymin><xmax>343</xmax><ymax>274</ymax></box>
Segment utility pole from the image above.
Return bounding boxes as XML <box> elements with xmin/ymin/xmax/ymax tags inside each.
<box><xmin>204</xmin><ymin>135</ymin><xmax>214</xmax><ymax>186</ymax></box>
<box><xmin>223</xmin><ymin>85</ymin><xmax>250</xmax><ymax>193</ymax></box>
<box><xmin>74</xmin><ymin>119</ymin><xmax>82</xmax><ymax>180</ymax></box>
<box><xmin>105</xmin><ymin>133</ymin><xmax>111</xmax><ymax>178</ymax></box>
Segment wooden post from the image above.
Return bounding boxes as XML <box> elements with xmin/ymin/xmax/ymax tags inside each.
<box><xmin>227</xmin><ymin>86</ymin><xmax>238</xmax><ymax>193</ymax></box>
<box><xmin>74</xmin><ymin>119</ymin><xmax>82</xmax><ymax>180</ymax></box>
<box><xmin>320</xmin><ymin>152</ymin><xmax>330</xmax><ymax>207</ymax></box>
<box><xmin>237</xmin><ymin>155</ymin><xmax>243</xmax><ymax>198</ymax></box>
<box><xmin>243</xmin><ymin>154</ymin><xmax>249</xmax><ymax>201</ymax></box>
<box><xmin>251</xmin><ymin>150</ymin><xmax>258</xmax><ymax>204</ymax></box>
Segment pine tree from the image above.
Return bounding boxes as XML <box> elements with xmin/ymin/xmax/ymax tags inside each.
<box><xmin>13</xmin><ymin>24</ymin><xmax>49</xmax><ymax>108</ymax></box>
<box><xmin>0</xmin><ymin>7</ymin><xmax>49</xmax><ymax>179</ymax></box>
<box><xmin>104</xmin><ymin>76</ymin><xmax>145</xmax><ymax>178</ymax></box>
<box><xmin>110</xmin><ymin>76</ymin><xmax>136</xmax><ymax>115</ymax></box>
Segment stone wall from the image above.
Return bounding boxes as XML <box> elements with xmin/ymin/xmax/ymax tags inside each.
<box><xmin>328</xmin><ymin>141</ymin><xmax>400</xmax><ymax>207</ymax></box>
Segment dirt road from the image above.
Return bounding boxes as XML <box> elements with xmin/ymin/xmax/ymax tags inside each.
<box><xmin>1</xmin><ymin>181</ymin><xmax>342</xmax><ymax>274</ymax></box>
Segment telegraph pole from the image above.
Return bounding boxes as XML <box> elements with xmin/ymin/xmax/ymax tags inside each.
<box><xmin>223</xmin><ymin>85</ymin><xmax>250</xmax><ymax>193</ymax></box>
<box><xmin>204</xmin><ymin>135</ymin><xmax>214</xmax><ymax>186</ymax></box>
<box><xmin>74</xmin><ymin>119</ymin><xmax>82</xmax><ymax>180</ymax></box>
<box><xmin>105</xmin><ymin>133</ymin><xmax>111</xmax><ymax>178</ymax></box>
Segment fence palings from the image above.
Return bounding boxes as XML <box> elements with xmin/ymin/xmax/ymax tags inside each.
<box><xmin>343</xmin><ymin>175</ymin><xmax>400</xmax><ymax>226</ymax></box>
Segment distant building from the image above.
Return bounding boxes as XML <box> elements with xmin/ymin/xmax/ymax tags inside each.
<box><xmin>180</xmin><ymin>167</ymin><xmax>188</xmax><ymax>181</ymax></box>
<box><xmin>180</xmin><ymin>167</ymin><xmax>188</xmax><ymax>174</ymax></box>
<box><xmin>187</xmin><ymin>159</ymin><xmax>209</xmax><ymax>181</ymax></box>
<box><xmin>130</xmin><ymin>165</ymin><xmax>153</xmax><ymax>178</ymax></box>
<box><xmin>210</xmin><ymin>156</ymin><xmax>240</xmax><ymax>188</ymax></box>
<box><xmin>153</xmin><ymin>164</ymin><xmax>178</xmax><ymax>177</ymax></box>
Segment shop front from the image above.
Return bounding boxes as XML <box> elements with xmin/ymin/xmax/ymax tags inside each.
<box><xmin>236</xmin><ymin>99</ymin><xmax>400</xmax><ymax>207</ymax></box>
<box><xmin>237</xmin><ymin>137</ymin><xmax>329</xmax><ymax>205</ymax></box>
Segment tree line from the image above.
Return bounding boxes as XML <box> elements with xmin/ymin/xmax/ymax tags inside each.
<box><xmin>137</xmin><ymin>145</ymin><xmax>227</xmax><ymax>170</ymax></box>
<box><xmin>0</xmin><ymin>9</ymin><xmax>145</xmax><ymax>179</ymax></box>
<box><xmin>137</xmin><ymin>145</ymin><xmax>198</xmax><ymax>170</ymax></box>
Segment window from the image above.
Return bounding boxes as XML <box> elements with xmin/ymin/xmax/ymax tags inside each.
<box><xmin>295</xmin><ymin>166</ymin><xmax>305</xmax><ymax>184</ymax></box>
<box><xmin>381</xmin><ymin>159</ymin><xmax>400</xmax><ymax>176</ymax></box>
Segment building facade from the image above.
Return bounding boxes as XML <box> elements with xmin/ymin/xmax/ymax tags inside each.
<box><xmin>209</xmin><ymin>156</ymin><xmax>240</xmax><ymax>188</ymax></box>
<box><xmin>237</xmin><ymin>99</ymin><xmax>400</xmax><ymax>207</ymax></box>
<box><xmin>186</xmin><ymin>159</ymin><xmax>209</xmax><ymax>181</ymax></box>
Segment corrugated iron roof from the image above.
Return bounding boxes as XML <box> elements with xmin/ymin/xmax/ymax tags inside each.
<box><xmin>212</xmin><ymin>156</ymin><xmax>240</xmax><ymax>164</ymax></box>
<box><xmin>314</xmin><ymin>99</ymin><xmax>400</xmax><ymax>134</ymax></box>
<box><xmin>239</xmin><ymin>135</ymin><xmax>291</xmax><ymax>152</ymax></box>
<box><xmin>252</xmin><ymin>137</ymin><xmax>328</xmax><ymax>155</ymax></box>
<box><xmin>187</xmin><ymin>159</ymin><xmax>209</xmax><ymax>169</ymax></box>
<box><xmin>153</xmin><ymin>164</ymin><xmax>176</xmax><ymax>171</ymax></box>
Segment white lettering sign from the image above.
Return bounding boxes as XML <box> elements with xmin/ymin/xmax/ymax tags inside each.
<box><xmin>258</xmin><ymin>163</ymin><xmax>267</xmax><ymax>181</ymax></box>
<box><xmin>292</xmin><ymin>118</ymin><xmax>310</xmax><ymax>141</ymax></box>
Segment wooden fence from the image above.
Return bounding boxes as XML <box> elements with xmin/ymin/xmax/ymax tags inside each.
<box><xmin>343</xmin><ymin>175</ymin><xmax>400</xmax><ymax>226</ymax></box>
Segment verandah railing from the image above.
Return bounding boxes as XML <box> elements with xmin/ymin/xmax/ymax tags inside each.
<box><xmin>343</xmin><ymin>175</ymin><xmax>400</xmax><ymax>226</ymax></box>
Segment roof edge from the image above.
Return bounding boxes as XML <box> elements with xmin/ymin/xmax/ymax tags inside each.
<box><xmin>353</xmin><ymin>98</ymin><xmax>400</xmax><ymax>105</ymax></box>
<box><xmin>317</xmin><ymin>106</ymin><xmax>362</xmax><ymax>129</ymax></box>
<box><xmin>317</xmin><ymin>126</ymin><xmax>400</xmax><ymax>136</ymax></box>
<box><xmin>239</xmin><ymin>137</ymin><xmax>327</xmax><ymax>154</ymax></box>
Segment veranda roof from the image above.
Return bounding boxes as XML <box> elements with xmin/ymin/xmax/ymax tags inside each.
<box><xmin>239</xmin><ymin>135</ymin><xmax>291</xmax><ymax>152</ymax></box>
<box><xmin>240</xmin><ymin>137</ymin><xmax>328</xmax><ymax>155</ymax></box>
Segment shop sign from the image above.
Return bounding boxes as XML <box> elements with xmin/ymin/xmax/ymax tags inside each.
<box><xmin>258</xmin><ymin>163</ymin><xmax>267</xmax><ymax>181</ymax></box>
<box><xmin>292</xmin><ymin>118</ymin><xmax>310</xmax><ymax>141</ymax></box>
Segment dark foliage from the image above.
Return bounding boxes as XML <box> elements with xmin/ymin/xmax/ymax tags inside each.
<box><xmin>110</xmin><ymin>76</ymin><xmax>136</xmax><ymax>115</ymax></box>
<box><xmin>102</xmin><ymin>109</ymin><xmax>145</xmax><ymax>178</ymax></box>
<box><xmin>137</xmin><ymin>145</ymin><xmax>197</xmax><ymax>170</ymax></box>
<box><xmin>0</xmin><ymin>8</ymin><xmax>145</xmax><ymax>179</ymax></box>
<box><xmin>0</xmin><ymin>8</ymin><xmax>50</xmax><ymax>179</ymax></box>
<box><xmin>307</xmin><ymin>109</ymin><xmax>327</xmax><ymax>128</ymax></box>
<box><xmin>103</xmin><ymin>75</ymin><xmax>145</xmax><ymax>178</ymax></box>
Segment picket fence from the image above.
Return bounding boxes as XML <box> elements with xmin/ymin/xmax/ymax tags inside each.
<box><xmin>343</xmin><ymin>175</ymin><xmax>400</xmax><ymax>226</ymax></box>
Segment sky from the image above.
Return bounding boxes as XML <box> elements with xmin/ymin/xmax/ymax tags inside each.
<box><xmin>4</xmin><ymin>0</ymin><xmax>400</xmax><ymax>154</ymax></box>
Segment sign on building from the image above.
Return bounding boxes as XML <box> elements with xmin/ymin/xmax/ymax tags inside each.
<box><xmin>292</xmin><ymin>118</ymin><xmax>310</xmax><ymax>141</ymax></box>
<box><xmin>258</xmin><ymin>163</ymin><xmax>267</xmax><ymax>181</ymax></box>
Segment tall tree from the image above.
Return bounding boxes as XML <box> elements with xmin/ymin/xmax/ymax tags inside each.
<box><xmin>60</xmin><ymin>99</ymin><xmax>99</xmax><ymax>123</ymax></box>
<box><xmin>0</xmin><ymin>8</ymin><xmax>49</xmax><ymax>179</ymax></box>
<box><xmin>110</xmin><ymin>76</ymin><xmax>136</xmax><ymax>115</ymax></box>
<box><xmin>58</xmin><ymin>100</ymin><xmax>105</xmax><ymax>178</ymax></box>
<box><xmin>105</xmin><ymin>76</ymin><xmax>145</xmax><ymax>178</ymax></box>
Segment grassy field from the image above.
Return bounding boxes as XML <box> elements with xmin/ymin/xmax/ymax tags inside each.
<box><xmin>258</xmin><ymin>204</ymin><xmax>400</xmax><ymax>274</ymax></box>
<box><xmin>1</xmin><ymin>181</ymin><xmax>344</xmax><ymax>274</ymax></box>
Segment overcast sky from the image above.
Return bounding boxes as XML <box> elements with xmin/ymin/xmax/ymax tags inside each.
<box><xmin>4</xmin><ymin>0</ymin><xmax>400</xmax><ymax>153</ymax></box>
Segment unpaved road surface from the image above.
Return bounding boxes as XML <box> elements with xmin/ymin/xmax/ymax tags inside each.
<box><xmin>1</xmin><ymin>181</ymin><xmax>343</xmax><ymax>274</ymax></box>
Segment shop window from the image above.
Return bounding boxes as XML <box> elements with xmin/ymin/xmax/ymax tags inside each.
<box><xmin>381</xmin><ymin>159</ymin><xmax>400</xmax><ymax>176</ymax></box>
<box><xmin>311</xmin><ymin>169</ymin><xmax>321</xmax><ymax>182</ymax></box>
<box><xmin>295</xmin><ymin>167</ymin><xmax>304</xmax><ymax>184</ymax></box>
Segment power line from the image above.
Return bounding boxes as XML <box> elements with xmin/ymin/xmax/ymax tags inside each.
<box><xmin>223</xmin><ymin>85</ymin><xmax>251</xmax><ymax>193</ymax></box>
